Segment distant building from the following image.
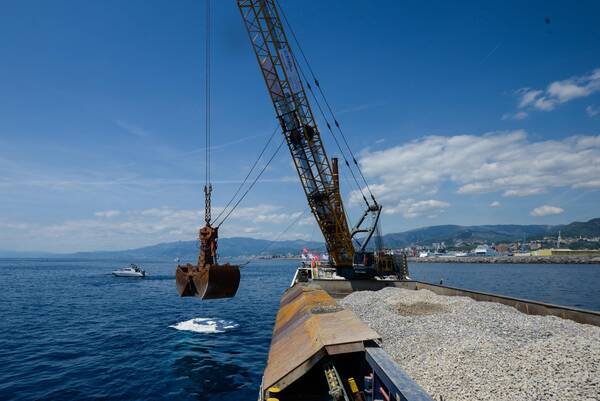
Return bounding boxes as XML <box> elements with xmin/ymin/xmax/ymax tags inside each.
<box><xmin>473</xmin><ymin>245</ymin><xmax>497</xmax><ymax>256</ymax></box>
<box><xmin>529</xmin><ymin>242</ymin><xmax>542</xmax><ymax>250</ymax></box>
<box><xmin>532</xmin><ymin>249</ymin><xmax>600</xmax><ymax>257</ymax></box>
<box><xmin>495</xmin><ymin>244</ymin><xmax>509</xmax><ymax>254</ymax></box>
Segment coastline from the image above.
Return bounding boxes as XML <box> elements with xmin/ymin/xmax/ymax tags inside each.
<box><xmin>408</xmin><ymin>256</ymin><xmax>600</xmax><ymax>264</ymax></box>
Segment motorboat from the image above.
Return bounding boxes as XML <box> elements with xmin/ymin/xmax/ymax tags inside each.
<box><xmin>112</xmin><ymin>264</ymin><xmax>146</xmax><ymax>277</ymax></box>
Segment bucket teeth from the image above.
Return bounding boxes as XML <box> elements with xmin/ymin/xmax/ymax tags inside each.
<box><xmin>176</xmin><ymin>263</ymin><xmax>240</xmax><ymax>300</ymax></box>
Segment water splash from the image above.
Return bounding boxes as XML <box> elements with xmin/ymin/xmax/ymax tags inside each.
<box><xmin>170</xmin><ymin>318</ymin><xmax>239</xmax><ymax>334</ymax></box>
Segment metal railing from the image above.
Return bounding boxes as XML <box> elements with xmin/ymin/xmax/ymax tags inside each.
<box><xmin>364</xmin><ymin>347</ymin><xmax>434</xmax><ymax>401</ymax></box>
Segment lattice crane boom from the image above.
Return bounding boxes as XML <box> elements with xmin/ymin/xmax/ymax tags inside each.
<box><xmin>237</xmin><ymin>0</ymin><xmax>355</xmax><ymax>267</ymax></box>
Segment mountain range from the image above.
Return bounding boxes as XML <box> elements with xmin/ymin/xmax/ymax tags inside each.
<box><xmin>1</xmin><ymin>218</ymin><xmax>598</xmax><ymax>260</ymax></box>
<box><xmin>0</xmin><ymin>238</ymin><xmax>325</xmax><ymax>262</ymax></box>
<box><xmin>381</xmin><ymin>217</ymin><xmax>600</xmax><ymax>247</ymax></box>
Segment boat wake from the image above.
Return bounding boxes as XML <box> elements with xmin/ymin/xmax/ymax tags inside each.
<box><xmin>169</xmin><ymin>318</ymin><xmax>239</xmax><ymax>334</ymax></box>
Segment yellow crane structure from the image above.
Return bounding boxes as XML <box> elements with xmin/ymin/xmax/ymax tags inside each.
<box><xmin>238</xmin><ymin>0</ymin><xmax>398</xmax><ymax>278</ymax></box>
<box><xmin>238</xmin><ymin>0</ymin><xmax>355</xmax><ymax>268</ymax></box>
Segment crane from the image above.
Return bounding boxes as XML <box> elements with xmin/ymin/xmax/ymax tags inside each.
<box><xmin>176</xmin><ymin>0</ymin><xmax>404</xmax><ymax>300</ymax></box>
<box><xmin>237</xmin><ymin>0</ymin><xmax>399</xmax><ymax>278</ymax></box>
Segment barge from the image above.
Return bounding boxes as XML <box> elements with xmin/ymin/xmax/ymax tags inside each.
<box><xmin>257</xmin><ymin>266</ymin><xmax>600</xmax><ymax>401</ymax></box>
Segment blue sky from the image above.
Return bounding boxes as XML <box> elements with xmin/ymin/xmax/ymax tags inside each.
<box><xmin>1</xmin><ymin>0</ymin><xmax>599</xmax><ymax>252</ymax></box>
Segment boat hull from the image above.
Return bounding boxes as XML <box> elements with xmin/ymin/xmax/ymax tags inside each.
<box><xmin>111</xmin><ymin>272</ymin><xmax>145</xmax><ymax>277</ymax></box>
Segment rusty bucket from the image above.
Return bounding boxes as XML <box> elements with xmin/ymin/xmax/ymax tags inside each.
<box><xmin>176</xmin><ymin>263</ymin><xmax>240</xmax><ymax>300</ymax></box>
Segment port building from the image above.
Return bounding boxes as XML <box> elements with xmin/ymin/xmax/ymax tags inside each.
<box><xmin>532</xmin><ymin>248</ymin><xmax>600</xmax><ymax>257</ymax></box>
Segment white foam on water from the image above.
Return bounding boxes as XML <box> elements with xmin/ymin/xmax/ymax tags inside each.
<box><xmin>169</xmin><ymin>318</ymin><xmax>239</xmax><ymax>334</ymax></box>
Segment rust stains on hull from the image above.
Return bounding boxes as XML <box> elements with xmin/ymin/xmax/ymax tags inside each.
<box><xmin>262</xmin><ymin>283</ymin><xmax>380</xmax><ymax>395</ymax></box>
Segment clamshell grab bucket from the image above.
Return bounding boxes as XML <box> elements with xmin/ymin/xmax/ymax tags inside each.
<box><xmin>176</xmin><ymin>263</ymin><xmax>240</xmax><ymax>300</ymax></box>
<box><xmin>176</xmin><ymin>225</ymin><xmax>240</xmax><ymax>300</ymax></box>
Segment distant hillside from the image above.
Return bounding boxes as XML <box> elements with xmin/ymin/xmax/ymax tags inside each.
<box><xmin>558</xmin><ymin>218</ymin><xmax>600</xmax><ymax>238</ymax></box>
<box><xmin>69</xmin><ymin>237</ymin><xmax>325</xmax><ymax>262</ymax></box>
<box><xmin>382</xmin><ymin>218</ymin><xmax>600</xmax><ymax>247</ymax></box>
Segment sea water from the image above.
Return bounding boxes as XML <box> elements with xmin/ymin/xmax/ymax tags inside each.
<box><xmin>410</xmin><ymin>262</ymin><xmax>600</xmax><ymax>310</ymax></box>
<box><xmin>0</xmin><ymin>258</ymin><xmax>598</xmax><ymax>400</ymax></box>
<box><xmin>0</xmin><ymin>258</ymin><xmax>295</xmax><ymax>401</ymax></box>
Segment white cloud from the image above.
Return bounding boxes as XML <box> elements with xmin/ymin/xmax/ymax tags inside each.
<box><xmin>503</xmin><ymin>188</ymin><xmax>545</xmax><ymax>197</ymax></box>
<box><xmin>297</xmin><ymin>215</ymin><xmax>317</xmax><ymax>227</ymax></box>
<box><xmin>337</xmin><ymin>101</ymin><xmax>387</xmax><ymax>115</ymax></box>
<box><xmin>502</xmin><ymin>111</ymin><xmax>528</xmax><ymax>121</ymax></box>
<box><xmin>0</xmin><ymin>204</ymin><xmax>311</xmax><ymax>252</ymax></box>
<box><xmin>352</xmin><ymin>131</ymin><xmax>600</xmax><ymax>207</ymax></box>
<box><xmin>587</xmin><ymin>105</ymin><xmax>600</xmax><ymax>117</ymax></box>
<box><xmin>0</xmin><ymin>176</ymin><xmax>296</xmax><ymax>190</ymax></box>
<box><xmin>573</xmin><ymin>179</ymin><xmax>600</xmax><ymax>189</ymax></box>
<box><xmin>94</xmin><ymin>210</ymin><xmax>121</xmax><ymax>218</ymax></box>
<box><xmin>254</xmin><ymin>211</ymin><xmax>303</xmax><ymax>224</ymax></box>
<box><xmin>384</xmin><ymin>199</ymin><xmax>450</xmax><ymax>219</ymax></box>
<box><xmin>139</xmin><ymin>207</ymin><xmax>177</xmax><ymax>217</ymax></box>
<box><xmin>518</xmin><ymin>89</ymin><xmax>543</xmax><ymax>108</ymax></box>
<box><xmin>490</xmin><ymin>201</ymin><xmax>501</xmax><ymax>208</ymax></box>
<box><xmin>516</xmin><ymin>68</ymin><xmax>600</xmax><ymax>112</ymax></box>
<box><xmin>530</xmin><ymin>205</ymin><xmax>564</xmax><ymax>217</ymax></box>
<box><xmin>115</xmin><ymin>120</ymin><xmax>149</xmax><ymax>138</ymax></box>
<box><xmin>548</xmin><ymin>79</ymin><xmax>595</xmax><ymax>102</ymax></box>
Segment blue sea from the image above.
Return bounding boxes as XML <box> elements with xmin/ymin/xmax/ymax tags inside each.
<box><xmin>1</xmin><ymin>259</ymin><xmax>599</xmax><ymax>401</ymax></box>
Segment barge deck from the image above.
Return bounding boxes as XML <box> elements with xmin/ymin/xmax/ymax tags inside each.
<box><xmin>259</xmin><ymin>276</ymin><xmax>599</xmax><ymax>401</ymax></box>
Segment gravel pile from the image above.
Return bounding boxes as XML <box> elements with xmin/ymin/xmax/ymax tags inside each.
<box><xmin>340</xmin><ymin>288</ymin><xmax>600</xmax><ymax>401</ymax></box>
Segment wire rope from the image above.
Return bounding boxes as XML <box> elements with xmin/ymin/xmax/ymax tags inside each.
<box><xmin>213</xmin><ymin>125</ymin><xmax>280</xmax><ymax>224</ymax></box>
<box><xmin>275</xmin><ymin>0</ymin><xmax>378</xmax><ymax>205</ymax></box>
<box><xmin>205</xmin><ymin>0</ymin><xmax>211</xmax><ymax>187</ymax></box>
<box><xmin>215</xmin><ymin>138</ymin><xmax>286</xmax><ymax>227</ymax></box>
<box><xmin>239</xmin><ymin>209</ymin><xmax>308</xmax><ymax>268</ymax></box>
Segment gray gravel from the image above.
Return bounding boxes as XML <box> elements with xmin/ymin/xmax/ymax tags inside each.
<box><xmin>340</xmin><ymin>287</ymin><xmax>600</xmax><ymax>401</ymax></box>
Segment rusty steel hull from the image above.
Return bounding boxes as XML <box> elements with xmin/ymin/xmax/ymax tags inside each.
<box><xmin>176</xmin><ymin>263</ymin><xmax>240</xmax><ymax>300</ymax></box>
<box><xmin>261</xmin><ymin>283</ymin><xmax>380</xmax><ymax>397</ymax></box>
<box><xmin>257</xmin><ymin>271</ymin><xmax>600</xmax><ymax>400</ymax></box>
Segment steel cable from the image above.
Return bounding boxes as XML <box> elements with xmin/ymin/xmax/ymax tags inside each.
<box><xmin>205</xmin><ymin>0</ymin><xmax>211</xmax><ymax>187</ymax></box>
<box><xmin>213</xmin><ymin>125</ymin><xmax>280</xmax><ymax>224</ymax></box>
<box><xmin>215</xmin><ymin>138</ymin><xmax>286</xmax><ymax>228</ymax></box>
<box><xmin>275</xmin><ymin>0</ymin><xmax>378</xmax><ymax>206</ymax></box>
<box><xmin>239</xmin><ymin>209</ymin><xmax>308</xmax><ymax>268</ymax></box>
